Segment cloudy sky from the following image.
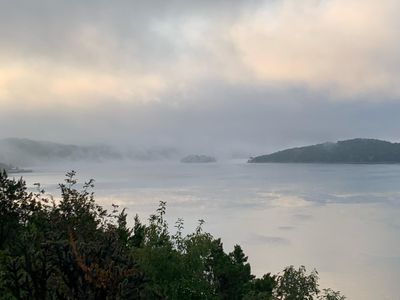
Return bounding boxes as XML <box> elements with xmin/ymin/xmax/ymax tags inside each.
<box><xmin>1</xmin><ymin>0</ymin><xmax>400</xmax><ymax>155</ymax></box>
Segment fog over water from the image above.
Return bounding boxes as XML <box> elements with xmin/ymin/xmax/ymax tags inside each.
<box><xmin>18</xmin><ymin>160</ymin><xmax>400</xmax><ymax>300</ymax></box>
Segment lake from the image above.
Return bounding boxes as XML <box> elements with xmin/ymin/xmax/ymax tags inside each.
<box><xmin>18</xmin><ymin>160</ymin><xmax>400</xmax><ymax>300</ymax></box>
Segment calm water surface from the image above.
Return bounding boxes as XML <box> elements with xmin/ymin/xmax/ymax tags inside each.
<box><xmin>18</xmin><ymin>161</ymin><xmax>400</xmax><ymax>300</ymax></box>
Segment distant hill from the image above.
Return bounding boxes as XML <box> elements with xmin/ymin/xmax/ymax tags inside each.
<box><xmin>0</xmin><ymin>138</ymin><xmax>122</xmax><ymax>166</ymax></box>
<box><xmin>0</xmin><ymin>162</ymin><xmax>11</xmax><ymax>171</ymax></box>
<box><xmin>0</xmin><ymin>162</ymin><xmax>32</xmax><ymax>173</ymax></box>
<box><xmin>0</xmin><ymin>138</ymin><xmax>180</xmax><ymax>166</ymax></box>
<box><xmin>248</xmin><ymin>139</ymin><xmax>400</xmax><ymax>163</ymax></box>
<box><xmin>181</xmin><ymin>155</ymin><xmax>217</xmax><ymax>163</ymax></box>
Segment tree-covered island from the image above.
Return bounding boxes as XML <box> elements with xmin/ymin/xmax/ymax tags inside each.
<box><xmin>249</xmin><ymin>138</ymin><xmax>400</xmax><ymax>164</ymax></box>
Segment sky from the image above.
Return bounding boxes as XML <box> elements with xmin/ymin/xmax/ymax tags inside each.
<box><xmin>1</xmin><ymin>0</ymin><xmax>400</xmax><ymax>156</ymax></box>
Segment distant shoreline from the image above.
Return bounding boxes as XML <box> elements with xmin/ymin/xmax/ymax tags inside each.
<box><xmin>8</xmin><ymin>169</ymin><xmax>33</xmax><ymax>174</ymax></box>
<box><xmin>248</xmin><ymin>160</ymin><xmax>400</xmax><ymax>165</ymax></box>
<box><xmin>248</xmin><ymin>138</ymin><xmax>400</xmax><ymax>164</ymax></box>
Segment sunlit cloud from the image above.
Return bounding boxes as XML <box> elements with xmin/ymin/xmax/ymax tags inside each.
<box><xmin>1</xmin><ymin>0</ymin><xmax>400</xmax><ymax>109</ymax></box>
<box><xmin>0</xmin><ymin>59</ymin><xmax>166</xmax><ymax>108</ymax></box>
<box><xmin>230</xmin><ymin>0</ymin><xmax>400</xmax><ymax>97</ymax></box>
<box><xmin>1</xmin><ymin>0</ymin><xmax>400</xmax><ymax>146</ymax></box>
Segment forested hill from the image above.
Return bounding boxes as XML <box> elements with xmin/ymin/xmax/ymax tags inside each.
<box><xmin>249</xmin><ymin>139</ymin><xmax>400</xmax><ymax>163</ymax></box>
<box><xmin>0</xmin><ymin>162</ymin><xmax>10</xmax><ymax>171</ymax></box>
<box><xmin>0</xmin><ymin>138</ymin><xmax>122</xmax><ymax>165</ymax></box>
<box><xmin>0</xmin><ymin>138</ymin><xmax>178</xmax><ymax>165</ymax></box>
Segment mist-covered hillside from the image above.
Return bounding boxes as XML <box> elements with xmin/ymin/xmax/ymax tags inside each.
<box><xmin>181</xmin><ymin>155</ymin><xmax>217</xmax><ymax>163</ymax></box>
<box><xmin>249</xmin><ymin>138</ymin><xmax>400</xmax><ymax>163</ymax></box>
<box><xmin>0</xmin><ymin>138</ymin><xmax>178</xmax><ymax>166</ymax></box>
<box><xmin>0</xmin><ymin>162</ymin><xmax>11</xmax><ymax>171</ymax></box>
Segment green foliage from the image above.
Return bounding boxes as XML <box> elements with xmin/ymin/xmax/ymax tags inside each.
<box><xmin>318</xmin><ymin>289</ymin><xmax>346</xmax><ymax>300</ymax></box>
<box><xmin>274</xmin><ymin>266</ymin><xmax>319</xmax><ymax>300</ymax></box>
<box><xmin>0</xmin><ymin>171</ymin><xmax>345</xmax><ymax>299</ymax></box>
<box><xmin>0</xmin><ymin>170</ymin><xmax>143</xmax><ymax>299</ymax></box>
<box><xmin>272</xmin><ymin>266</ymin><xmax>346</xmax><ymax>300</ymax></box>
<box><xmin>244</xmin><ymin>274</ymin><xmax>276</xmax><ymax>300</ymax></box>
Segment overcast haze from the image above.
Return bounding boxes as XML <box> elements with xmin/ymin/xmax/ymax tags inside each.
<box><xmin>1</xmin><ymin>0</ymin><xmax>400</xmax><ymax>156</ymax></box>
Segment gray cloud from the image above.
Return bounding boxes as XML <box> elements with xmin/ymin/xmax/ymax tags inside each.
<box><xmin>249</xmin><ymin>234</ymin><xmax>290</xmax><ymax>245</ymax></box>
<box><xmin>0</xmin><ymin>0</ymin><xmax>258</xmax><ymax>65</ymax></box>
<box><xmin>293</xmin><ymin>214</ymin><xmax>313</xmax><ymax>221</ymax></box>
<box><xmin>278</xmin><ymin>226</ymin><xmax>294</xmax><ymax>230</ymax></box>
<box><xmin>0</xmin><ymin>0</ymin><xmax>400</xmax><ymax>153</ymax></box>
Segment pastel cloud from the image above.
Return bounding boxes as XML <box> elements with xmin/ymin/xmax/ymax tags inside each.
<box><xmin>230</xmin><ymin>0</ymin><xmax>400</xmax><ymax>96</ymax></box>
<box><xmin>1</xmin><ymin>0</ymin><xmax>399</xmax><ymax>110</ymax></box>
<box><xmin>1</xmin><ymin>0</ymin><xmax>400</xmax><ymax>148</ymax></box>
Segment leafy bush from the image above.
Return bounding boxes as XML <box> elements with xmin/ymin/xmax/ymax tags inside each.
<box><xmin>0</xmin><ymin>171</ymin><xmax>345</xmax><ymax>299</ymax></box>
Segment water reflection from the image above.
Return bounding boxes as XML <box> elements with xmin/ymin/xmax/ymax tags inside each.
<box><xmin>19</xmin><ymin>161</ymin><xmax>400</xmax><ymax>300</ymax></box>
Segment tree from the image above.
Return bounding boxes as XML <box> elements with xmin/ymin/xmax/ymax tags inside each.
<box><xmin>0</xmin><ymin>171</ymin><xmax>144</xmax><ymax>299</ymax></box>
<box><xmin>319</xmin><ymin>289</ymin><xmax>346</xmax><ymax>300</ymax></box>
<box><xmin>244</xmin><ymin>273</ymin><xmax>276</xmax><ymax>300</ymax></box>
<box><xmin>274</xmin><ymin>266</ymin><xmax>319</xmax><ymax>300</ymax></box>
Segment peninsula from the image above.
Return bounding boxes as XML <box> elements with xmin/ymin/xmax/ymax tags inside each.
<box><xmin>248</xmin><ymin>138</ymin><xmax>400</xmax><ymax>163</ymax></box>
